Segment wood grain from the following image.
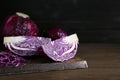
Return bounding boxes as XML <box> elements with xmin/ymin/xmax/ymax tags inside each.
<box><xmin>0</xmin><ymin>43</ymin><xmax>120</xmax><ymax>80</ymax></box>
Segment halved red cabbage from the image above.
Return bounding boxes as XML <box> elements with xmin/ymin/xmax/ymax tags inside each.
<box><xmin>2</xmin><ymin>12</ymin><xmax>39</xmax><ymax>36</ymax></box>
<box><xmin>46</xmin><ymin>26</ymin><xmax>67</xmax><ymax>40</ymax></box>
<box><xmin>0</xmin><ymin>51</ymin><xmax>26</xmax><ymax>67</ymax></box>
<box><xmin>3</xmin><ymin>36</ymin><xmax>51</xmax><ymax>56</ymax></box>
<box><xmin>42</xmin><ymin>33</ymin><xmax>79</xmax><ymax>62</ymax></box>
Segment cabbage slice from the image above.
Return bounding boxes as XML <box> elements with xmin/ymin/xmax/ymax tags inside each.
<box><xmin>4</xmin><ymin>36</ymin><xmax>51</xmax><ymax>56</ymax></box>
<box><xmin>0</xmin><ymin>51</ymin><xmax>26</xmax><ymax>67</ymax></box>
<box><xmin>42</xmin><ymin>33</ymin><xmax>79</xmax><ymax>62</ymax></box>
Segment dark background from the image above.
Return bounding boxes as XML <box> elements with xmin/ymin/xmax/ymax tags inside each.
<box><xmin>0</xmin><ymin>0</ymin><xmax>120</xmax><ymax>43</ymax></box>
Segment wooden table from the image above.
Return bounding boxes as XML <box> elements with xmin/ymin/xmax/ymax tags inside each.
<box><xmin>0</xmin><ymin>43</ymin><xmax>120</xmax><ymax>80</ymax></box>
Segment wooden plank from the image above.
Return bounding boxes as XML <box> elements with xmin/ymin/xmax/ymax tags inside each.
<box><xmin>0</xmin><ymin>57</ymin><xmax>88</xmax><ymax>75</ymax></box>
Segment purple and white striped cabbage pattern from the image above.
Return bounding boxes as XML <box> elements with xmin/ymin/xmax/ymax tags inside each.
<box><xmin>4</xmin><ymin>36</ymin><xmax>51</xmax><ymax>56</ymax></box>
<box><xmin>0</xmin><ymin>51</ymin><xmax>26</xmax><ymax>67</ymax></box>
<box><xmin>42</xmin><ymin>34</ymin><xmax>79</xmax><ymax>62</ymax></box>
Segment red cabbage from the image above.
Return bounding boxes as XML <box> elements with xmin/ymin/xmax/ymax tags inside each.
<box><xmin>42</xmin><ymin>34</ymin><xmax>79</xmax><ymax>62</ymax></box>
<box><xmin>46</xmin><ymin>26</ymin><xmax>67</xmax><ymax>40</ymax></box>
<box><xmin>3</xmin><ymin>36</ymin><xmax>51</xmax><ymax>56</ymax></box>
<box><xmin>2</xmin><ymin>12</ymin><xmax>39</xmax><ymax>36</ymax></box>
<box><xmin>0</xmin><ymin>51</ymin><xmax>26</xmax><ymax>67</ymax></box>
